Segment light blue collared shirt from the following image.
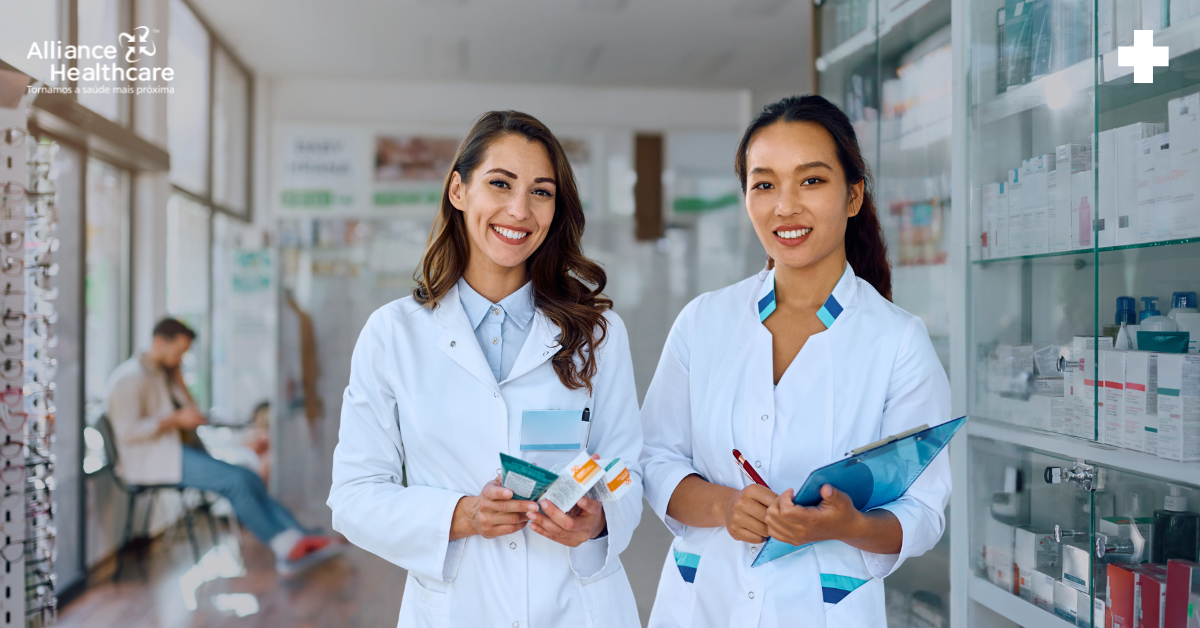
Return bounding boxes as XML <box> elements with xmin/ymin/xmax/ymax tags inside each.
<box><xmin>457</xmin><ymin>277</ymin><xmax>536</xmax><ymax>382</ymax></box>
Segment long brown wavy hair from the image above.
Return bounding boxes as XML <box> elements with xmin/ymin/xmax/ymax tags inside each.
<box><xmin>413</xmin><ymin>111</ymin><xmax>612</xmax><ymax>393</ymax></box>
<box><xmin>734</xmin><ymin>95</ymin><xmax>893</xmax><ymax>301</ymax></box>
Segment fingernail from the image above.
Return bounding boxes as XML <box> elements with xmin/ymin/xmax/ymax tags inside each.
<box><xmin>540</xmin><ymin>500</ymin><xmax>549</xmax><ymax>509</ymax></box>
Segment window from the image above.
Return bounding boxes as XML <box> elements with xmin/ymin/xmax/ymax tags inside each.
<box><xmin>166</xmin><ymin>194</ymin><xmax>212</xmax><ymax>408</ymax></box>
<box><xmin>167</xmin><ymin>0</ymin><xmax>211</xmax><ymax>195</ymax></box>
<box><xmin>77</xmin><ymin>0</ymin><xmax>129</xmax><ymax>124</ymax></box>
<box><xmin>84</xmin><ymin>158</ymin><xmax>131</xmax><ymax>423</ymax></box>
<box><xmin>212</xmin><ymin>48</ymin><xmax>250</xmax><ymax>215</ymax></box>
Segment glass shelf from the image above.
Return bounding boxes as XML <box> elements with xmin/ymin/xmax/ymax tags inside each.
<box><xmin>972</xmin><ymin>236</ymin><xmax>1200</xmax><ymax>264</ymax></box>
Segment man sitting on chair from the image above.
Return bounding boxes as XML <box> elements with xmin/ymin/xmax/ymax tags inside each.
<box><xmin>105</xmin><ymin>317</ymin><xmax>342</xmax><ymax>575</ymax></box>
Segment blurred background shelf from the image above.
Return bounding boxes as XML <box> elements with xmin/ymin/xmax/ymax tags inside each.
<box><xmin>972</xmin><ymin>236</ymin><xmax>1200</xmax><ymax>265</ymax></box>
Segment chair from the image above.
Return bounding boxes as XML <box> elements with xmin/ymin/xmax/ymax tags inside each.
<box><xmin>93</xmin><ymin>414</ymin><xmax>221</xmax><ymax>581</ymax></box>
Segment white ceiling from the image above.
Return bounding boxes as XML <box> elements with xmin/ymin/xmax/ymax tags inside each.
<box><xmin>191</xmin><ymin>0</ymin><xmax>814</xmax><ymax>92</ymax></box>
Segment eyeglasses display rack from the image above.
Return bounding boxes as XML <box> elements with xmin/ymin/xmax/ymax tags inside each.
<box><xmin>0</xmin><ymin>89</ymin><xmax>58</xmax><ymax>627</ymax></box>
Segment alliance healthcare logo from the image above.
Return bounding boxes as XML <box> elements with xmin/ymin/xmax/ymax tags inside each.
<box><xmin>25</xmin><ymin>26</ymin><xmax>175</xmax><ymax>95</ymax></box>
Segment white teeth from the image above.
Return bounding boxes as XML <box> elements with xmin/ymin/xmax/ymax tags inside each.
<box><xmin>492</xmin><ymin>225</ymin><xmax>529</xmax><ymax>240</ymax></box>
<box><xmin>775</xmin><ymin>228</ymin><xmax>812</xmax><ymax>239</ymax></box>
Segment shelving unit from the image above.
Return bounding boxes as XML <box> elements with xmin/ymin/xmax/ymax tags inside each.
<box><xmin>969</xmin><ymin>577</ymin><xmax>1080</xmax><ymax>628</ymax></box>
<box><xmin>971</xmin><ymin>418</ymin><xmax>1200</xmax><ymax>485</ymax></box>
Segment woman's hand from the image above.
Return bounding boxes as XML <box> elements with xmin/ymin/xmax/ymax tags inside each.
<box><xmin>450</xmin><ymin>478</ymin><xmax>539</xmax><ymax>541</ymax></box>
<box><xmin>527</xmin><ymin>497</ymin><xmax>607</xmax><ymax>547</ymax></box>
<box><xmin>720</xmin><ymin>484</ymin><xmax>778</xmax><ymax>544</ymax></box>
<box><xmin>765</xmin><ymin>484</ymin><xmax>864</xmax><ymax>547</ymax></box>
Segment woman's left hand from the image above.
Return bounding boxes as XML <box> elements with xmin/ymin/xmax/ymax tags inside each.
<box><xmin>765</xmin><ymin>484</ymin><xmax>862</xmax><ymax>547</ymax></box>
<box><xmin>528</xmin><ymin>497</ymin><xmax>606</xmax><ymax>548</ymax></box>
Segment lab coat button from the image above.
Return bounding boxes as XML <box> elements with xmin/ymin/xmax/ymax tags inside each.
<box><xmin>492</xmin><ymin>337</ymin><xmax>499</xmax><ymax>345</ymax></box>
<box><xmin>755</xmin><ymin>461</ymin><xmax>761</xmax><ymax>468</ymax></box>
<box><xmin>496</xmin><ymin>468</ymin><xmax>502</xmax><ymax>475</ymax></box>
<box><xmin>450</xmin><ymin>341</ymin><xmax>456</xmax><ymax>347</ymax></box>
<box><xmin>761</xmin><ymin>414</ymin><xmax>768</xmax><ymax>421</ymax></box>
<box><xmin>751</xmin><ymin>546</ymin><xmax>758</xmax><ymax>553</ymax></box>
<box><xmin>509</xmin><ymin>542</ymin><xmax>517</xmax><ymax>550</ymax></box>
<box><xmin>748</xmin><ymin>591</ymin><xmax>755</xmax><ymax>599</ymax></box>
<box><xmin>513</xmin><ymin>623</ymin><xmax>519</xmax><ymax>628</ymax></box>
<box><xmin>494</xmin><ymin>392</ymin><xmax>499</xmax><ymax>398</ymax></box>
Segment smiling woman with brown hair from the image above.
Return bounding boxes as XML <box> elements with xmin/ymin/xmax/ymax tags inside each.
<box><xmin>328</xmin><ymin>110</ymin><xmax>644</xmax><ymax>627</ymax></box>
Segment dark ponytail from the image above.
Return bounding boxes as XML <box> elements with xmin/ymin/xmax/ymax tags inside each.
<box><xmin>734</xmin><ymin>94</ymin><xmax>892</xmax><ymax>301</ymax></box>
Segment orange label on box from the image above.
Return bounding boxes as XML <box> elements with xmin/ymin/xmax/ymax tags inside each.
<box><xmin>572</xmin><ymin>459</ymin><xmax>600</xmax><ymax>483</ymax></box>
<box><xmin>607</xmin><ymin>468</ymin><xmax>631</xmax><ymax>492</ymax></box>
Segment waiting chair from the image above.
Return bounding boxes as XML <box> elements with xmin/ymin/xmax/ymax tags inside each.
<box><xmin>93</xmin><ymin>414</ymin><xmax>221</xmax><ymax>581</ymax></box>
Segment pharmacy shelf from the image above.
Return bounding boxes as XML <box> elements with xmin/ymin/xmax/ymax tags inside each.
<box><xmin>816</xmin><ymin>0</ymin><xmax>947</xmax><ymax>72</ymax></box>
<box><xmin>968</xmin><ymin>577</ymin><xmax>1078</xmax><ymax>628</ymax></box>
<box><xmin>972</xmin><ymin>236</ymin><xmax>1200</xmax><ymax>265</ymax></box>
<box><xmin>969</xmin><ymin>418</ymin><xmax>1200</xmax><ymax>485</ymax></box>
<box><xmin>974</xmin><ymin>59</ymin><xmax>1095</xmax><ymax>127</ymax></box>
<box><xmin>1102</xmin><ymin>16</ymin><xmax>1200</xmax><ymax>83</ymax></box>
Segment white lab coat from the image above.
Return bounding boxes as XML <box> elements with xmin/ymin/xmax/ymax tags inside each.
<box><xmin>640</xmin><ymin>264</ymin><xmax>951</xmax><ymax>628</ymax></box>
<box><xmin>328</xmin><ymin>283</ymin><xmax>644</xmax><ymax>628</ymax></box>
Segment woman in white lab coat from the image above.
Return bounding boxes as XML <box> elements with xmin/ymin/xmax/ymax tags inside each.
<box><xmin>328</xmin><ymin>111</ymin><xmax>643</xmax><ymax>628</ymax></box>
<box><xmin>641</xmin><ymin>95</ymin><xmax>951</xmax><ymax>627</ymax></box>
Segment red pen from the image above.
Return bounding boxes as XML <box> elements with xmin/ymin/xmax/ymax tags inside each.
<box><xmin>732</xmin><ymin>449</ymin><xmax>770</xmax><ymax>489</ymax></box>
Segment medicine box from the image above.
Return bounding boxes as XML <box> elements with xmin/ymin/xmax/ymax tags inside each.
<box><xmin>1054</xmin><ymin>579</ymin><xmax>1078</xmax><ymax>623</ymax></box>
<box><xmin>1157</xmin><ymin>354</ymin><xmax>1200</xmax><ymax>462</ymax></box>
<box><xmin>1063</xmin><ymin>543</ymin><xmax>1092</xmax><ymax>593</ymax></box>
<box><xmin>1053</xmin><ymin>143</ymin><xmax>1089</xmax><ymax>251</ymax></box>
<box><xmin>1138</xmin><ymin>135</ymin><xmax>1159</xmax><ymax>243</ymax></box>
<box><xmin>996</xmin><ymin>181</ymin><xmax>1010</xmax><ymax>257</ymax></box>
<box><xmin>1116</xmin><ymin>123</ymin><xmax>1166</xmax><ymax>245</ymax></box>
<box><xmin>1165</xmin><ymin>559</ymin><xmax>1200</xmax><ymax>628</ymax></box>
<box><xmin>1154</xmin><ymin>133</ymin><xmax>1172</xmax><ymax>241</ymax></box>
<box><xmin>1108</xmin><ymin>563</ymin><xmax>1136</xmax><ymax>628</ymax></box>
<box><xmin>1168</xmin><ymin>94</ymin><xmax>1200</xmax><ymax>240</ymax></box>
<box><xmin>1098</xmin><ymin>128</ymin><xmax>1118</xmax><ymax>247</ymax></box>
<box><xmin>1027</xmin><ymin>154</ymin><xmax>1053</xmax><ymax>254</ymax></box>
<box><xmin>1032</xmin><ymin>569</ymin><xmax>1057</xmax><ymax>611</ymax></box>
<box><xmin>1015</xmin><ymin>527</ymin><xmax>1059</xmax><ymax>603</ymax></box>
<box><xmin>1139</xmin><ymin>569</ymin><xmax>1168</xmax><ymax>628</ymax></box>
<box><xmin>1123</xmin><ymin>351</ymin><xmax>1159</xmax><ymax>454</ymax></box>
<box><xmin>1102</xmin><ymin>349</ymin><xmax>1127</xmax><ymax>449</ymax></box>
<box><xmin>1009</xmin><ymin>167</ymin><xmax>1025</xmax><ymax>255</ymax></box>
<box><xmin>985</xmin><ymin>517</ymin><xmax>1016</xmax><ymax>593</ymax></box>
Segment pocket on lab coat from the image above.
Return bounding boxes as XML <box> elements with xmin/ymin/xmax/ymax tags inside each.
<box><xmin>813</xmin><ymin>541</ymin><xmax>884</xmax><ymax>620</ymax></box>
<box><xmin>580</xmin><ymin>563</ymin><xmax>640</xmax><ymax>628</ymax></box>
<box><xmin>398</xmin><ymin>572</ymin><xmax>449</xmax><ymax>628</ymax></box>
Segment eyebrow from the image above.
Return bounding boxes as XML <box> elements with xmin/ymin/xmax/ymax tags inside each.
<box><xmin>748</xmin><ymin>161</ymin><xmax>834</xmax><ymax>176</ymax></box>
<box><xmin>485</xmin><ymin>168</ymin><xmax>557</xmax><ymax>186</ymax></box>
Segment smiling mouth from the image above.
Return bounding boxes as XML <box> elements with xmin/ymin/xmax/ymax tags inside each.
<box><xmin>774</xmin><ymin>227</ymin><xmax>812</xmax><ymax>239</ymax></box>
<box><xmin>491</xmin><ymin>224</ymin><xmax>530</xmax><ymax>242</ymax></box>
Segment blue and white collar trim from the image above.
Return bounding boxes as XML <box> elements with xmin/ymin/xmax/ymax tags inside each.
<box><xmin>757</xmin><ymin>263</ymin><xmax>853</xmax><ymax>329</ymax></box>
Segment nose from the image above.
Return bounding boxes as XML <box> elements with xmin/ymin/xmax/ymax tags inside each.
<box><xmin>506</xmin><ymin>191</ymin><xmax>531</xmax><ymax>221</ymax></box>
<box><xmin>775</xmin><ymin>181</ymin><xmax>803</xmax><ymax>217</ymax></box>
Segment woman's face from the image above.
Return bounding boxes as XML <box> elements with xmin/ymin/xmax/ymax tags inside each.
<box><xmin>449</xmin><ymin>134</ymin><xmax>557</xmax><ymax>271</ymax></box>
<box><xmin>744</xmin><ymin>121</ymin><xmax>863</xmax><ymax>272</ymax></box>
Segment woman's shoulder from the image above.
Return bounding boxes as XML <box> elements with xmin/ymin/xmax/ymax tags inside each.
<box><xmin>677</xmin><ymin>271</ymin><xmax>767</xmax><ymax>327</ymax></box>
<box><xmin>361</xmin><ymin>295</ymin><xmax>434</xmax><ymax>333</ymax></box>
<box><xmin>852</xmin><ymin>277</ymin><xmax>925</xmax><ymax>330</ymax></box>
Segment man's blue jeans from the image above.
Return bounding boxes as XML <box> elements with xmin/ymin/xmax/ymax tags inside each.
<box><xmin>179</xmin><ymin>445</ymin><xmax>300</xmax><ymax>544</ymax></box>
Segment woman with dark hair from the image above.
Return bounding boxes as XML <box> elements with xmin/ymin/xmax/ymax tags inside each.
<box><xmin>329</xmin><ymin>111</ymin><xmax>643</xmax><ymax>627</ymax></box>
<box><xmin>640</xmin><ymin>95</ymin><xmax>950</xmax><ymax>626</ymax></box>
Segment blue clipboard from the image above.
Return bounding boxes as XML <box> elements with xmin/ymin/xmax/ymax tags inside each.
<box><xmin>751</xmin><ymin>416</ymin><xmax>967</xmax><ymax>567</ymax></box>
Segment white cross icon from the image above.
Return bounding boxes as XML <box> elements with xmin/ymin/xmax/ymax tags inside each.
<box><xmin>1118</xmin><ymin>30</ymin><xmax>1169</xmax><ymax>83</ymax></box>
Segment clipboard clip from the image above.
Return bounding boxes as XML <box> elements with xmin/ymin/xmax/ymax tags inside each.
<box><xmin>845</xmin><ymin>424</ymin><xmax>930</xmax><ymax>457</ymax></box>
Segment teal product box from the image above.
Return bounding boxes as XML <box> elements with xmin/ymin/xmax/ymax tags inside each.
<box><xmin>1004</xmin><ymin>0</ymin><xmax>1032</xmax><ymax>89</ymax></box>
<box><xmin>499</xmin><ymin>453</ymin><xmax>559</xmax><ymax>501</ymax></box>
<box><xmin>1138</xmin><ymin>331</ymin><xmax>1191</xmax><ymax>354</ymax></box>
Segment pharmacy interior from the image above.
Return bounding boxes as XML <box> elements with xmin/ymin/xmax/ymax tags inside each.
<box><xmin>1</xmin><ymin>0</ymin><xmax>1200</xmax><ymax>625</ymax></box>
